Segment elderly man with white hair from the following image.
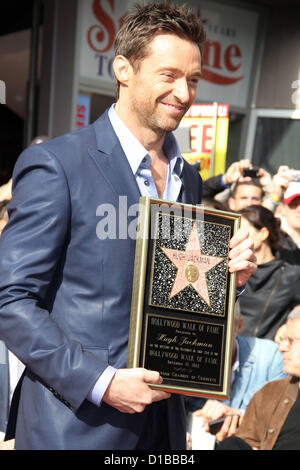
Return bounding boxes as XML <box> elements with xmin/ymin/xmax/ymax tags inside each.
<box><xmin>218</xmin><ymin>305</ymin><xmax>300</xmax><ymax>450</ymax></box>
<box><xmin>186</xmin><ymin>301</ymin><xmax>286</xmax><ymax>449</ymax></box>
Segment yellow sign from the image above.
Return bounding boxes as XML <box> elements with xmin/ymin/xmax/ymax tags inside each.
<box><xmin>180</xmin><ymin>103</ymin><xmax>229</xmax><ymax>181</ymax></box>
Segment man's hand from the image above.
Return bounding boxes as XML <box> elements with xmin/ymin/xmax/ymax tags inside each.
<box><xmin>222</xmin><ymin>159</ymin><xmax>252</xmax><ymax>186</ymax></box>
<box><xmin>102</xmin><ymin>368</ymin><xmax>171</xmax><ymax>413</ymax></box>
<box><xmin>193</xmin><ymin>399</ymin><xmax>243</xmax><ymax>442</ymax></box>
<box><xmin>214</xmin><ymin>415</ymin><xmax>241</xmax><ymax>442</ymax></box>
<box><xmin>0</xmin><ymin>439</ymin><xmax>15</xmax><ymax>450</ymax></box>
<box><xmin>194</xmin><ymin>399</ymin><xmax>242</xmax><ymax>425</ymax></box>
<box><xmin>271</xmin><ymin>165</ymin><xmax>294</xmax><ymax>202</ymax></box>
<box><xmin>223</xmin><ymin>160</ymin><xmax>272</xmax><ymax>191</ymax></box>
<box><xmin>228</xmin><ymin>228</ymin><xmax>257</xmax><ymax>286</ymax></box>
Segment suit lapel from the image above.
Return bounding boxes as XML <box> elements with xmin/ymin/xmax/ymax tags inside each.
<box><xmin>88</xmin><ymin>111</ymin><xmax>202</xmax><ymax>209</ymax></box>
<box><xmin>88</xmin><ymin>110</ymin><xmax>141</xmax><ymax>209</ymax></box>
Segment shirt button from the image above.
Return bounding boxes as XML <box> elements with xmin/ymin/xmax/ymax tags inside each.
<box><xmin>142</xmin><ymin>157</ymin><xmax>147</xmax><ymax>163</ymax></box>
<box><xmin>268</xmin><ymin>428</ymin><xmax>275</xmax><ymax>434</ymax></box>
<box><xmin>144</xmin><ymin>180</ymin><xmax>150</xmax><ymax>186</ymax></box>
<box><xmin>283</xmin><ymin>398</ymin><xmax>290</xmax><ymax>404</ymax></box>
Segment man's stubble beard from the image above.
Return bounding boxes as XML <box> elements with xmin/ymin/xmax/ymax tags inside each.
<box><xmin>130</xmin><ymin>95</ymin><xmax>186</xmax><ymax>137</ymax></box>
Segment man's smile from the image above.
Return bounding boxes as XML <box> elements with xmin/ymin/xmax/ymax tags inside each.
<box><xmin>161</xmin><ymin>101</ymin><xmax>186</xmax><ymax>114</ymax></box>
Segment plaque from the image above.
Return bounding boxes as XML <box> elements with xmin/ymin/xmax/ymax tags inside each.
<box><xmin>127</xmin><ymin>197</ymin><xmax>240</xmax><ymax>399</ymax></box>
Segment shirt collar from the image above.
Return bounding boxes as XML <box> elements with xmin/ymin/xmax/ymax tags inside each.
<box><xmin>108</xmin><ymin>104</ymin><xmax>184</xmax><ymax>177</ymax></box>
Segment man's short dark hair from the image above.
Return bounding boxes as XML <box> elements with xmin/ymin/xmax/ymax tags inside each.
<box><xmin>230</xmin><ymin>179</ymin><xmax>264</xmax><ymax>200</ymax></box>
<box><xmin>114</xmin><ymin>1</ymin><xmax>206</xmax><ymax>97</ymax></box>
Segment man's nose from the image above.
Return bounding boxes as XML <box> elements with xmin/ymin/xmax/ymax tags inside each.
<box><xmin>173</xmin><ymin>78</ymin><xmax>190</xmax><ymax>104</ymax></box>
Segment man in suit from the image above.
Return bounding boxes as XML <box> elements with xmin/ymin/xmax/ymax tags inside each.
<box><xmin>0</xmin><ymin>2</ymin><xmax>256</xmax><ymax>449</ymax></box>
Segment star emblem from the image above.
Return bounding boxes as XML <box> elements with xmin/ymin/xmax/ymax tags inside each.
<box><xmin>160</xmin><ymin>222</ymin><xmax>225</xmax><ymax>306</ymax></box>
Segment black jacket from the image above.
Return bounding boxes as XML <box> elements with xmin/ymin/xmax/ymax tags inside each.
<box><xmin>239</xmin><ymin>256</ymin><xmax>300</xmax><ymax>339</ymax></box>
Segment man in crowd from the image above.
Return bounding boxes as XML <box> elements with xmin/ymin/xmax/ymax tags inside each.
<box><xmin>202</xmin><ymin>159</ymin><xmax>269</xmax><ymax>208</ymax></box>
<box><xmin>278</xmin><ymin>181</ymin><xmax>300</xmax><ymax>248</ymax></box>
<box><xmin>218</xmin><ymin>306</ymin><xmax>300</xmax><ymax>450</ymax></box>
<box><xmin>0</xmin><ymin>2</ymin><xmax>256</xmax><ymax>450</ymax></box>
<box><xmin>227</xmin><ymin>180</ymin><xmax>264</xmax><ymax>212</ymax></box>
<box><xmin>186</xmin><ymin>301</ymin><xmax>286</xmax><ymax>448</ymax></box>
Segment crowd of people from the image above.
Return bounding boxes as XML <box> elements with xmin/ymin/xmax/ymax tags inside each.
<box><xmin>187</xmin><ymin>159</ymin><xmax>300</xmax><ymax>449</ymax></box>
<box><xmin>0</xmin><ymin>1</ymin><xmax>299</xmax><ymax>452</ymax></box>
<box><xmin>2</xmin><ymin>154</ymin><xmax>300</xmax><ymax>451</ymax></box>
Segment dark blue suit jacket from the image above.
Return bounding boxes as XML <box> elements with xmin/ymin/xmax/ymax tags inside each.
<box><xmin>0</xmin><ymin>110</ymin><xmax>202</xmax><ymax>449</ymax></box>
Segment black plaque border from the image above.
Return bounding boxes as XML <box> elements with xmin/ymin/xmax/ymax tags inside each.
<box><xmin>127</xmin><ymin>197</ymin><xmax>240</xmax><ymax>399</ymax></box>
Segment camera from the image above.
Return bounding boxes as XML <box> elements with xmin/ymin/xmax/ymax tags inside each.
<box><xmin>208</xmin><ymin>417</ymin><xmax>226</xmax><ymax>435</ymax></box>
<box><xmin>242</xmin><ymin>167</ymin><xmax>260</xmax><ymax>178</ymax></box>
<box><xmin>292</xmin><ymin>170</ymin><xmax>300</xmax><ymax>182</ymax></box>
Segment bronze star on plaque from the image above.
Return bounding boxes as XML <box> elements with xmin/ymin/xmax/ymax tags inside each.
<box><xmin>160</xmin><ymin>222</ymin><xmax>225</xmax><ymax>307</ymax></box>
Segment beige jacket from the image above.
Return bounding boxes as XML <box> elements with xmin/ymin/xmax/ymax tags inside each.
<box><xmin>235</xmin><ymin>376</ymin><xmax>299</xmax><ymax>450</ymax></box>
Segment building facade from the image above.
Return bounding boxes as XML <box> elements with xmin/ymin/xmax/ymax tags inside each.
<box><xmin>1</xmin><ymin>0</ymin><xmax>300</xmax><ymax>183</ymax></box>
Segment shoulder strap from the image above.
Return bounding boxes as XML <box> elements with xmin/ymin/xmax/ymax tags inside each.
<box><xmin>253</xmin><ymin>264</ymin><xmax>285</xmax><ymax>337</ymax></box>
<box><xmin>4</xmin><ymin>369</ymin><xmax>26</xmax><ymax>441</ymax></box>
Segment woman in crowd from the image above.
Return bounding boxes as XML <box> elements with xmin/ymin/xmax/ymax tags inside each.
<box><xmin>238</xmin><ymin>205</ymin><xmax>300</xmax><ymax>339</ymax></box>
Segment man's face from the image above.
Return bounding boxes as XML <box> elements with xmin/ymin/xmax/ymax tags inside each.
<box><xmin>282</xmin><ymin>196</ymin><xmax>300</xmax><ymax>231</ymax></box>
<box><xmin>228</xmin><ymin>184</ymin><xmax>263</xmax><ymax>212</ymax></box>
<box><xmin>278</xmin><ymin>318</ymin><xmax>300</xmax><ymax>377</ymax></box>
<box><xmin>125</xmin><ymin>33</ymin><xmax>202</xmax><ymax>135</ymax></box>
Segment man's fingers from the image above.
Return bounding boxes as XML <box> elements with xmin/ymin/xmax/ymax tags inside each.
<box><xmin>144</xmin><ymin>370</ymin><xmax>171</xmax><ymax>401</ymax></box>
<box><xmin>143</xmin><ymin>369</ymin><xmax>163</xmax><ymax>385</ymax></box>
<box><xmin>229</xmin><ymin>228</ymin><xmax>253</xmax><ymax>254</ymax></box>
<box><xmin>215</xmin><ymin>415</ymin><xmax>240</xmax><ymax>442</ymax></box>
<box><xmin>228</xmin><ymin>228</ymin><xmax>257</xmax><ymax>285</ymax></box>
<box><xmin>102</xmin><ymin>368</ymin><xmax>171</xmax><ymax>414</ymax></box>
<box><xmin>150</xmin><ymin>389</ymin><xmax>171</xmax><ymax>402</ymax></box>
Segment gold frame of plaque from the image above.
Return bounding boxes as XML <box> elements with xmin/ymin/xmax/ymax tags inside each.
<box><xmin>127</xmin><ymin>197</ymin><xmax>240</xmax><ymax>399</ymax></box>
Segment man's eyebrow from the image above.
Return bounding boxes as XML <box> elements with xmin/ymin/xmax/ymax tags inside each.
<box><xmin>156</xmin><ymin>66</ymin><xmax>202</xmax><ymax>77</ymax></box>
<box><xmin>191</xmin><ymin>71</ymin><xmax>202</xmax><ymax>78</ymax></box>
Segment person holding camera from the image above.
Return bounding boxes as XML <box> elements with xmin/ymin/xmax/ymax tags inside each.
<box><xmin>277</xmin><ymin>181</ymin><xmax>300</xmax><ymax>249</ymax></box>
<box><xmin>202</xmin><ymin>159</ymin><xmax>271</xmax><ymax>210</ymax></box>
<box><xmin>261</xmin><ymin>165</ymin><xmax>300</xmax><ymax>251</ymax></box>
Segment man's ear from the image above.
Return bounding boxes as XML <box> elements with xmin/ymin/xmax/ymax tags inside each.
<box><xmin>112</xmin><ymin>55</ymin><xmax>132</xmax><ymax>86</ymax></box>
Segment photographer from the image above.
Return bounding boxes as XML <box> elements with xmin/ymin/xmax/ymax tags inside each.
<box><xmin>277</xmin><ymin>180</ymin><xmax>300</xmax><ymax>248</ymax></box>
<box><xmin>263</xmin><ymin>165</ymin><xmax>295</xmax><ymax>212</ymax></box>
<box><xmin>202</xmin><ymin>159</ymin><xmax>271</xmax><ymax>209</ymax></box>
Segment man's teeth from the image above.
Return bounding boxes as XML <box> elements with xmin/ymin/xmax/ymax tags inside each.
<box><xmin>164</xmin><ymin>103</ymin><xmax>182</xmax><ymax>110</ymax></box>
